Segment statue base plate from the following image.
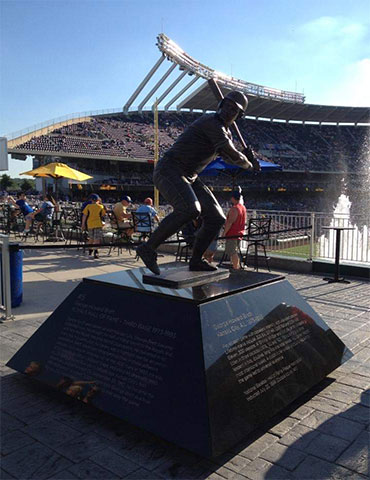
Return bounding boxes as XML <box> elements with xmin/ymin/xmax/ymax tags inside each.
<box><xmin>143</xmin><ymin>264</ymin><xmax>230</xmax><ymax>288</ymax></box>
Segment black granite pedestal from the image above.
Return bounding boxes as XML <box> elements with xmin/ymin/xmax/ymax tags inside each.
<box><xmin>7</xmin><ymin>263</ymin><xmax>352</xmax><ymax>457</ymax></box>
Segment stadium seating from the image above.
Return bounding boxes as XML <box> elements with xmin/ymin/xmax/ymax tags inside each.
<box><xmin>11</xmin><ymin>112</ymin><xmax>368</xmax><ymax>213</ymax></box>
<box><xmin>13</xmin><ymin>112</ymin><xmax>368</xmax><ymax>173</ymax></box>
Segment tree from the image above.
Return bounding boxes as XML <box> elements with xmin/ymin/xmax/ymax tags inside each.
<box><xmin>20</xmin><ymin>179</ymin><xmax>34</xmax><ymax>192</ymax></box>
<box><xmin>0</xmin><ymin>174</ymin><xmax>13</xmax><ymax>191</ymax></box>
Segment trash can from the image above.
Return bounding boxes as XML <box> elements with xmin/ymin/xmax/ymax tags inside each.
<box><xmin>1</xmin><ymin>242</ymin><xmax>23</xmax><ymax>308</ymax></box>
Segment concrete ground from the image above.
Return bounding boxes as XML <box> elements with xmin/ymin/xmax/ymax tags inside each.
<box><xmin>1</xmin><ymin>246</ymin><xmax>369</xmax><ymax>480</ymax></box>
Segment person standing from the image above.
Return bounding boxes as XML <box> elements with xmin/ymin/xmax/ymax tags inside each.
<box><xmin>223</xmin><ymin>189</ymin><xmax>247</xmax><ymax>270</ymax></box>
<box><xmin>81</xmin><ymin>194</ymin><xmax>106</xmax><ymax>259</ymax></box>
<box><xmin>137</xmin><ymin>91</ymin><xmax>259</xmax><ymax>275</ymax></box>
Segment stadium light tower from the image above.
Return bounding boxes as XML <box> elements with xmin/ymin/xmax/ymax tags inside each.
<box><xmin>123</xmin><ymin>34</ymin><xmax>305</xmax><ymax>114</ymax></box>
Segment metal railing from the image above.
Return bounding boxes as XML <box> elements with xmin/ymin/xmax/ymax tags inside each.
<box><xmin>252</xmin><ymin>210</ymin><xmax>370</xmax><ymax>265</ymax></box>
<box><xmin>3</xmin><ymin>108</ymin><xmax>123</xmax><ymax>141</ymax></box>
<box><xmin>0</xmin><ymin>235</ymin><xmax>13</xmax><ymax>321</ymax></box>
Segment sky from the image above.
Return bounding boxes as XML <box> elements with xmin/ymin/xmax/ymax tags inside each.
<box><xmin>1</xmin><ymin>0</ymin><xmax>369</xmax><ymax>177</ymax></box>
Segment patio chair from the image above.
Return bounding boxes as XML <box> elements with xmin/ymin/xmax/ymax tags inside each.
<box><xmin>107</xmin><ymin>210</ymin><xmax>134</xmax><ymax>256</ymax></box>
<box><xmin>243</xmin><ymin>217</ymin><xmax>271</xmax><ymax>272</ymax></box>
<box><xmin>131</xmin><ymin>211</ymin><xmax>153</xmax><ymax>243</ymax></box>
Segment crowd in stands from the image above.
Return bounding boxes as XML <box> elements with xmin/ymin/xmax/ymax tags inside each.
<box><xmin>14</xmin><ymin>112</ymin><xmax>369</xmax><ymax>173</ymax></box>
<box><xmin>11</xmin><ymin>112</ymin><xmax>369</xmax><ymax>216</ymax></box>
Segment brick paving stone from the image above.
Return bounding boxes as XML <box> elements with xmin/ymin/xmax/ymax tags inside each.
<box><xmin>305</xmin><ymin>396</ymin><xmax>347</xmax><ymax>415</ymax></box>
<box><xmin>154</xmin><ymin>459</ymin><xmax>208</xmax><ymax>480</ymax></box>
<box><xmin>206</xmin><ymin>473</ymin><xmax>226</xmax><ymax>480</ymax></box>
<box><xmin>353</xmin><ymin>348</ymin><xmax>370</xmax><ymax>363</ymax></box>
<box><xmin>337</xmin><ymin>360</ymin><xmax>365</xmax><ymax>375</ymax></box>
<box><xmin>354</xmin><ymin>365</ymin><xmax>370</xmax><ymax>378</ymax></box>
<box><xmin>53</xmin><ymin>404</ymin><xmax>103</xmax><ymax>433</ymax></box>
<box><xmin>196</xmin><ymin>460</ymin><xmax>233</xmax><ymax>480</ymax></box>
<box><xmin>53</xmin><ymin>433</ymin><xmax>109</xmax><ymax>463</ymax></box>
<box><xmin>337</xmin><ymin>373</ymin><xmax>370</xmax><ymax>390</ymax></box>
<box><xmin>304</xmin><ymin>432</ymin><xmax>350</xmax><ymax>462</ymax></box>
<box><xmin>3</xmin><ymin>393</ymin><xmax>66</xmax><ymax>425</ymax></box>
<box><xmin>288</xmin><ymin>405</ymin><xmax>314</xmax><ymax>420</ymax></box>
<box><xmin>299</xmin><ymin>410</ymin><xmax>332</xmax><ymax>429</ymax></box>
<box><xmin>0</xmin><ymin>412</ymin><xmax>26</xmax><ymax>434</ymax></box>
<box><xmin>238</xmin><ymin>457</ymin><xmax>293</xmax><ymax>480</ymax></box>
<box><xmin>268</xmin><ymin>416</ymin><xmax>299</xmax><ymax>437</ymax></box>
<box><xmin>318</xmin><ymin>383</ymin><xmax>363</xmax><ymax>404</ymax></box>
<box><xmin>339</xmin><ymin>403</ymin><xmax>370</xmax><ymax>425</ymax></box>
<box><xmin>278</xmin><ymin>424</ymin><xmax>318</xmax><ymax>451</ymax></box>
<box><xmin>336</xmin><ymin>431</ymin><xmax>370</xmax><ymax>476</ymax></box>
<box><xmin>22</xmin><ymin>418</ymin><xmax>82</xmax><ymax>448</ymax></box>
<box><xmin>1</xmin><ymin>429</ymin><xmax>36</xmax><ymax>456</ymax></box>
<box><xmin>0</xmin><ymin>373</ymin><xmax>36</xmax><ymax>400</ymax></box>
<box><xmin>1</xmin><ymin>381</ymin><xmax>39</xmax><ymax>403</ymax></box>
<box><xmin>214</xmin><ymin>454</ymin><xmax>251</xmax><ymax>475</ymax></box>
<box><xmin>67</xmin><ymin>460</ymin><xmax>119</xmax><ymax>479</ymax></box>
<box><xmin>236</xmin><ymin>433</ymin><xmax>279</xmax><ymax>460</ymax></box>
<box><xmin>117</xmin><ymin>440</ymin><xmax>174</xmax><ymax>471</ymax></box>
<box><xmin>91</xmin><ymin>448</ymin><xmax>140</xmax><ymax>477</ymax></box>
<box><xmin>212</xmin><ymin>465</ymin><xmax>239</xmax><ymax>479</ymax></box>
<box><xmin>46</xmin><ymin>469</ymin><xmax>80</xmax><ymax>479</ymax></box>
<box><xmin>152</xmin><ymin>450</ymin><xmax>202</xmax><ymax>479</ymax></box>
<box><xmin>259</xmin><ymin>442</ymin><xmax>306</xmax><ymax>470</ymax></box>
<box><xmin>316</xmin><ymin>414</ymin><xmax>365</xmax><ymax>442</ymax></box>
<box><xmin>343</xmin><ymin>333</ymin><xmax>370</xmax><ymax>351</ymax></box>
<box><xmin>205</xmin><ymin>472</ymin><xmax>224</xmax><ymax>480</ymax></box>
<box><xmin>0</xmin><ymin>469</ymin><xmax>16</xmax><ymax>479</ymax></box>
<box><xmin>177</xmin><ymin>460</ymin><xmax>215</xmax><ymax>479</ymax></box>
<box><xmin>1</xmin><ymin>443</ymin><xmax>73</xmax><ymax>480</ymax></box>
<box><xmin>124</xmin><ymin>468</ymin><xmax>163</xmax><ymax>479</ymax></box>
<box><xmin>292</xmin><ymin>455</ymin><xmax>366</xmax><ymax>479</ymax></box>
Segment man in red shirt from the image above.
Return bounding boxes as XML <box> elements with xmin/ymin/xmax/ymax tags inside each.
<box><xmin>223</xmin><ymin>189</ymin><xmax>246</xmax><ymax>270</ymax></box>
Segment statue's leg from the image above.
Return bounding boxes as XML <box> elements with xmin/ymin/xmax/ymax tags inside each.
<box><xmin>190</xmin><ymin>179</ymin><xmax>226</xmax><ymax>266</ymax></box>
<box><xmin>145</xmin><ymin>165</ymin><xmax>201</xmax><ymax>251</ymax></box>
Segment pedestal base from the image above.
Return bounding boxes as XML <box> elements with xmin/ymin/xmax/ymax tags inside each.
<box><xmin>7</xmin><ymin>264</ymin><xmax>352</xmax><ymax>457</ymax></box>
<box><xmin>143</xmin><ymin>264</ymin><xmax>230</xmax><ymax>288</ymax></box>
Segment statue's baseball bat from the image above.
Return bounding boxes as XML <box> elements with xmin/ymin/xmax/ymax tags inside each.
<box><xmin>208</xmin><ymin>78</ymin><xmax>261</xmax><ymax>171</ymax></box>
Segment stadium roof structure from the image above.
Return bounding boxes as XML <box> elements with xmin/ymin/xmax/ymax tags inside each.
<box><xmin>124</xmin><ymin>33</ymin><xmax>370</xmax><ymax>125</ymax></box>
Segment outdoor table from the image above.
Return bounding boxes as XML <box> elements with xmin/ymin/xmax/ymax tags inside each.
<box><xmin>322</xmin><ymin>226</ymin><xmax>355</xmax><ymax>284</ymax></box>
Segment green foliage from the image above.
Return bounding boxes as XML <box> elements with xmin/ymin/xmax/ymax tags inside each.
<box><xmin>0</xmin><ymin>174</ymin><xmax>13</xmax><ymax>190</ymax></box>
<box><xmin>20</xmin><ymin>179</ymin><xmax>34</xmax><ymax>192</ymax></box>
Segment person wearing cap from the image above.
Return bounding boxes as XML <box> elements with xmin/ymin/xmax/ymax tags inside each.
<box><xmin>81</xmin><ymin>193</ymin><xmax>106</xmax><ymax>259</ymax></box>
<box><xmin>223</xmin><ymin>188</ymin><xmax>247</xmax><ymax>270</ymax></box>
<box><xmin>113</xmin><ymin>195</ymin><xmax>133</xmax><ymax>233</ymax></box>
<box><xmin>135</xmin><ymin>197</ymin><xmax>159</xmax><ymax>234</ymax></box>
<box><xmin>137</xmin><ymin>90</ymin><xmax>259</xmax><ymax>275</ymax></box>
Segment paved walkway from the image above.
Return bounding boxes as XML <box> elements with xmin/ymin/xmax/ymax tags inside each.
<box><xmin>1</xmin><ymin>248</ymin><xmax>369</xmax><ymax>479</ymax></box>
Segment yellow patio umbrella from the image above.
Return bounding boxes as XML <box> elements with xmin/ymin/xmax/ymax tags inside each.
<box><xmin>20</xmin><ymin>162</ymin><xmax>93</xmax><ymax>196</ymax></box>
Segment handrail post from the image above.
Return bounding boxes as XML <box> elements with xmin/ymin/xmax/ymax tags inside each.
<box><xmin>1</xmin><ymin>235</ymin><xmax>14</xmax><ymax>321</ymax></box>
<box><xmin>309</xmin><ymin>212</ymin><xmax>315</xmax><ymax>261</ymax></box>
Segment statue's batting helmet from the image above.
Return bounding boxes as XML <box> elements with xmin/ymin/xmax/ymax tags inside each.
<box><xmin>219</xmin><ymin>91</ymin><xmax>248</xmax><ymax>118</ymax></box>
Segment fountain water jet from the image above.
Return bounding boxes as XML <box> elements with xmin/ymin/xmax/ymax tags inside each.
<box><xmin>319</xmin><ymin>194</ymin><xmax>369</xmax><ymax>264</ymax></box>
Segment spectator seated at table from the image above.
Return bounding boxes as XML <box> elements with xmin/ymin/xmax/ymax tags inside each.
<box><xmin>8</xmin><ymin>192</ymin><xmax>34</xmax><ymax>233</ymax></box>
<box><xmin>31</xmin><ymin>194</ymin><xmax>57</xmax><ymax>223</ymax></box>
<box><xmin>113</xmin><ymin>195</ymin><xmax>134</xmax><ymax>234</ymax></box>
<box><xmin>135</xmin><ymin>197</ymin><xmax>159</xmax><ymax>234</ymax></box>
